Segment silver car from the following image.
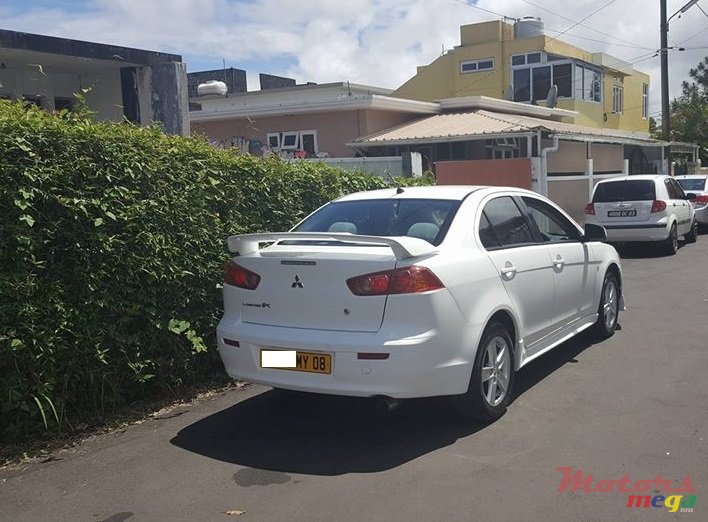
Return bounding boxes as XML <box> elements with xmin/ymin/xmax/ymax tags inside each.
<box><xmin>676</xmin><ymin>175</ymin><xmax>708</xmax><ymax>229</ymax></box>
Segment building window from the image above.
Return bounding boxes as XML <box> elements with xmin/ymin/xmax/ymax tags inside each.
<box><xmin>280</xmin><ymin>131</ymin><xmax>299</xmax><ymax>149</ymax></box>
<box><xmin>513</xmin><ymin>64</ymin><xmax>572</xmax><ymax>102</ymax></box>
<box><xmin>460</xmin><ymin>58</ymin><xmax>495</xmax><ymax>73</ymax></box>
<box><xmin>552</xmin><ymin>63</ymin><xmax>572</xmax><ymax>98</ymax></box>
<box><xmin>486</xmin><ymin>138</ymin><xmax>520</xmax><ymax>159</ymax></box>
<box><xmin>575</xmin><ymin>64</ymin><xmax>602</xmax><ymax>102</ymax></box>
<box><xmin>267</xmin><ymin>133</ymin><xmax>280</xmax><ymax>148</ymax></box>
<box><xmin>532</xmin><ymin>66</ymin><xmax>551</xmax><ymax>103</ymax></box>
<box><xmin>511</xmin><ymin>52</ymin><xmax>542</xmax><ymax>66</ymax></box>
<box><xmin>642</xmin><ymin>83</ymin><xmax>649</xmax><ymax>118</ymax></box>
<box><xmin>612</xmin><ymin>86</ymin><xmax>624</xmax><ymax>114</ymax></box>
<box><xmin>266</xmin><ymin>130</ymin><xmax>318</xmax><ymax>156</ymax></box>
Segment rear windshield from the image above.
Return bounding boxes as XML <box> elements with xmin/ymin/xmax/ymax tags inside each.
<box><xmin>593</xmin><ymin>180</ymin><xmax>656</xmax><ymax>202</ymax></box>
<box><xmin>677</xmin><ymin>178</ymin><xmax>707</xmax><ymax>191</ymax></box>
<box><xmin>292</xmin><ymin>199</ymin><xmax>461</xmax><ymax>246</ymax></box>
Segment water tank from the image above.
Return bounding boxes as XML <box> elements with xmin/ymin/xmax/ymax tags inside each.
<box><xmin>197</xmin><ymin>80</ymin><xmax>228</xmax><ymax>96</ymax></box>
<box><xmin>515</xmin><ymin>17</ymin><xmax>544</xmax><ymax>39</ymax></box>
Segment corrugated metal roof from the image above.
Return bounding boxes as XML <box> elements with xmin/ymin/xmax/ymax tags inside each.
<box><xmin>351</xmin><ymin>110</ymin><xmax>659</xmax><ymax>147</ymax></box>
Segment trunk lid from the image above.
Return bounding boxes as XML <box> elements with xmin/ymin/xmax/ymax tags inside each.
<box><xmin>235</xmin><ymin>245</ymin><xmax>397</xmax><ymax>332</ymax></box>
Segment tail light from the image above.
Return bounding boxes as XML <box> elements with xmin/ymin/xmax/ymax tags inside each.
<box><xmin>694</xmin><ymin>194</ymin><xmax>708</xmax><ymax>205</ymax></box>
<box><xmin>584</xmin><ymin>203</ymin><xmax>595</xmax><ymax>215</ymax></box>
<box><xmin>224</xmin><ymin>261</ymin><xmax>261</xmax><ymax>290</ymax></box>
<box><xmin>347</xmin><ymin>266</ymin><xmax>444</xmax><ymax>296</ymax></box>
<box><xmin>651</xmin><ymin>200</ymin><xmax>667</xmax><ymax>213</ymax></box>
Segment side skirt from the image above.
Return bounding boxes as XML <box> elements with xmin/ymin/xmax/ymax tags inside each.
<box><xmin>517</xmin><ymin>315</ymin><xmax>598</xmax><ymax>369</ymax></box>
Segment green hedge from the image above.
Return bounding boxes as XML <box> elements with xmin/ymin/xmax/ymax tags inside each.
<box><xmin>0</xmin><ymin>100</ymin><xmax>434</xmax><ymax>440</ymax></box>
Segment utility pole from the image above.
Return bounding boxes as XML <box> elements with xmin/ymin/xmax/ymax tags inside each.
<box><xmin>660</xmin><ymin>0</ymin><xmax>670</xmax><ymax>141</ymax></box>
<box><xmin>660</xmin><ymin>0</ymin><xmax>699</xmax><ymax>142</ymax></box>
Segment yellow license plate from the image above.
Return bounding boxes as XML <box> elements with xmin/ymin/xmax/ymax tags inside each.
<box><xmin>260</xmin><ymin>350</ymin><xmax>332</xmax><ymax>374</ymax></box>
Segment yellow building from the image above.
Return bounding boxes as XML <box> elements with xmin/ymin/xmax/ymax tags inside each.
<box><xmin>394</xmin><ymin>19</ymin><xmax>650</xmax><ymax>132</ymax></box>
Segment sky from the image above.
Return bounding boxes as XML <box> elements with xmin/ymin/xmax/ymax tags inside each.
<box><xmin>2</xmin><ymin>0</ymin><xmax>708</xmax><ymax>119</ymax></box>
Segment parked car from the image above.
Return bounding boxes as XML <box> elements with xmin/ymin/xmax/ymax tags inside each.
<box><xmin>676</xmin><ymin>174</ymin><xmax>708</xmax><ymax>230</ymax></box>
<box><xmin>584</xmin><ymin>175</ymin><xmax>698</xmax><ymax>255</ymax></box>
<box><xmin>217</xmin><ymin>186</ymin><xmax>623</xmax><ymax>421</ymax></box>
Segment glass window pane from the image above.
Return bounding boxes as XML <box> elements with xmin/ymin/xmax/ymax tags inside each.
<box><xmin>593</xmin><ymin>180</ymin><xmax>656</xmax><ymax>202</ymax></box>
<box><xmin>527</xmin><ymin>53</ymin><xmax>541</xmax><ymax>64</ymax></box>
<box><xmin>522</xmin><ymin>197</ymin><xmax>580</xmax><ymax>242</ymax></box>
<box><xmin>478</xmin><ymin>60</ymin><xmax>494</xmax><ymax>70</ymax></box>
<box><xmin>575</xmin><ymin>64</ymin><xmax>584</xmax><ymax>99</ymax></box>
<box><xmin>478</xmin><ymin>212</ymin><xmax>500</xmax><ymax>248</ymax></box>
<box><xmin>591</xmin><ymin>70</ymin><xmax>602</xmax><ymax>102</ymax></box>
<box><xmin>482</xmin><ymin>197</ymin><xmax>533</xmax><ymax>247</ymax></box>
<box><xmin>301</xmin><ymin>133</ymin><xmax>316</xmax><ymax>155</ymax></box>
<box><xmin>512</xmin><ymin>55</ymin><xmax>525</xmax><ymax>66</ymax></box>
<box><xmin>553</xmin><ymin>63</ymin><xmax>572</xmax><ymax>97</ymax></box>
<box><xmin>513</xmin><ymin>68</ymin><xmax>531</xmax><ymax>102</ymax></box>
<box><xmin>294</xmin><ymin>199</ymin><xmax>460</xmax><ymax>246</ymax></box>
<box><xmin>532</xmin><ymin>66</ymin><xmax>551</xmax><ymax>102</ymax></box>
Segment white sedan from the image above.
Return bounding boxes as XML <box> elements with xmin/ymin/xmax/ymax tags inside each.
<box><xmin>217</xmin><ymin>186</ymin><xmax>623</xmax><ymax>421</ymax></box>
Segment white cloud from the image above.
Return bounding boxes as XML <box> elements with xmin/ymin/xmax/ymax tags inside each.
<box><xmin>3</xmin><ymin>0</ymin><xmax>708</xmax><ymax>110</ymax></box>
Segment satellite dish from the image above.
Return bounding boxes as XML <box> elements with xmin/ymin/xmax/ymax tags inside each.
<box><xmin>546</xmin><ymin>85</ymin><xmax>558</xmax><ymax>108</ymax></box>
<box><xmin>504</xmin><ymin>84</ymin><xmax>514</xmax><ymax>101</ymax></box>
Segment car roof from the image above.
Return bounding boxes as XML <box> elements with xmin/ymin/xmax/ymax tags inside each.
<box><xmin>335</xmin><ymin>185</ymin><xmax>539</xmax><ymax>202</ymax></box>
<box><xmin>675</xmin><ymin>174</ymin><xmax>707</xmax><ymax>179</ymax></box>
<box><xmin>596</xmin><ymin>175</ymin><xmax>665</xmax><ymax>183</ymax></box>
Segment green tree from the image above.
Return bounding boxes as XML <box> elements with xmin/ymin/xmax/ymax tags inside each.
<box><xmin>670</xmin><ymin>57</ymin><xmax>708</xmax><ymax>162</ymax></box>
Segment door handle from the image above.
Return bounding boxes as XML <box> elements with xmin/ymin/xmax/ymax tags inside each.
<box><xmin>501</xmin><ymin>263</ymin><xmax>517</xmax><ymax>278</ymax></box>
<box><xmin>553</xmin><ymin>255</ymin><xmax>565</xmax><ymax>269</ymax></box>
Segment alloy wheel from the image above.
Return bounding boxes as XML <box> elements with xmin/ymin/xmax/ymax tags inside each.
<box><xmin>603</xmin><ymin>279</ymin><xmax>619</xmax><ymax>330</ymax></box>
<box><xmin>481</xmin><ymin>336</ymin><xmax>511</xmax><ymax>407</ymax></box>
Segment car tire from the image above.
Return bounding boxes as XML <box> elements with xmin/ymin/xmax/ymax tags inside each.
<box><xmin>661</xmin><ymin>223</ymin><xmax>678</xmax><ymax>255</ymax></box>
<box><xmin>453</xmin><ymin>321</ymin><xmax>515</xmax><ymax>423</ymax></box>
<box><xmin>685</xmin><ymin>220</ymin><xmax>698</xmax><ymax>243</ymax></box>
<box><xmin>590</xmin><ymin>271</ymin><xmax>620</xmax><ymax>341</ymax></box>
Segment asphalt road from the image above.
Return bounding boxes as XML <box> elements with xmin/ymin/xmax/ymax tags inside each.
<box><xmin>2</xmin><ymin>237</ymin><xmax>707</xmax><ymax>522</ymax></box>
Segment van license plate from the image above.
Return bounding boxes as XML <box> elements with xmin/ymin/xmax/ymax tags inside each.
<box><xmin>261</xmin><ymin>350</ymin><xmax>332</xmax><ymax>374</ymax></box>
<box><xmin>608</xmin><ymin>210</ymin><xmax>636</xmax><ymax>217</ymax></box>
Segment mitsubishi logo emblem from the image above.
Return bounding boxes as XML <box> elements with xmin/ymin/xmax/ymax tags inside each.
<box><xmin>291</xmin><ymin>274</ymin><xmax>304</xmax><ymax>288</ymax></box>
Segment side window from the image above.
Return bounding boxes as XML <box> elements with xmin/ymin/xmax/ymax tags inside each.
<box><xmin>670</xmin><ymin>179</ymin><xmax>686</xmax><ymax>199</ymax></box>
<box><xmin>522</xmin><ymin>197</ymin><xmax>581</xmax><ymax>243</ymax></box>
<box><xmin>478</xmin><ymin>212</ymin><xmax>500</xmax><ymax>249</ymax></box>
<box><xmin>481</xmin><ymin>197</ymin><xmax>534</xmax><ymax>248</ymax></box>
<box><xmin>665</xmin><ymin>179</ymin><xmax>679</xmax><ymax>200</ymax></box>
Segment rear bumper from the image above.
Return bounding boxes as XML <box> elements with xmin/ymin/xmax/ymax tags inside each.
<box><xmin>216</xmin><ymin>319</ymin><xmax>474</xmax><ymax>399</ymax></box>
<box><xmin>602</xmin><ymin>223</ymin><xmax>669</xmax><ymax>242</ymax></box>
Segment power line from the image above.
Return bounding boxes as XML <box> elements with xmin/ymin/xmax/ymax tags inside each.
<box><xmin>449</xmin><ymin>0</ymin><xmax>515</xmax><ymax>20</ymax></box>
<box><xmin>545</xmin><ymin>0</ymin><xmax>621</xmax><ymax>45</ymax></box>
<box><xmin>695</xmin><ymin>2</ymin><xmax>708</xmax><ymax>21</ymax></box>
<box><xmin>518</xmin><ymin>0</ymin><xmax>646</xmax><ymax>49</ymax></box>
<box><xmin>543</xmin><ymin>29</ymin><xmax>654</xmax><ymax>50</ymax></box>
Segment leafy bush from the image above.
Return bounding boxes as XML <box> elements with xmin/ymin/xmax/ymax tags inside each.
<box><xmin>0</xmin><ymin>100</ymin><xmax>434</xmax><ymax>440</ymax></box>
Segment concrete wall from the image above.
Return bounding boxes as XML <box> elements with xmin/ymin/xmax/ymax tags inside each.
<box><xmin>0</xmin><ymin>66</ymin><xmax>123</xmax><ymax>120</ymax></box>
<box><xmin>188</xmin><ymin>68</ymin><xmax>247</xmax><ymax>98</ymax></box>
<box><xmin>544</xmin><ymin>140</ymin><xmax>623</xmax><ymax>175</ymax></box>
<box><xmin>548</xmin><ymin>179</ymin><xmax>591</xmax><ymax>224</ymax></box>
<box><xmin>191</xmin><ymin>109</ymin><xmax>419</xmax><ymax>157</ymax></box>
<box><xmin>435</xmin><ymin>158</ymin><xmax>533</xmax><ymax>188</ymax></box>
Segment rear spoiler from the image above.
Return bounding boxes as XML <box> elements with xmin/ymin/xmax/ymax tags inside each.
<box><xmin>227</xmin><ymin>232</ymin><xmax>437</xmax><ymax>260</ymax></box>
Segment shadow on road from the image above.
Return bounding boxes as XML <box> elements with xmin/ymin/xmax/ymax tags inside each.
<box><xmin>614</xmin><ymin>241</ymin><xmax>686</xmax><ymax>259</ymax></box>
<box><xmin>171</xmin><ymin>332</ymin><xmax>605</xmax><ymax>475</ymax></box>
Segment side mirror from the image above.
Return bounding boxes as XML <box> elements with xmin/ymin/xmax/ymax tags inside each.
<box><xmin>582</xmin><ymin>223</ymin><xmax>607</xmax><ymax>242</ymax></box>
<box><xmin>685</xmin><ymin>193</ymin><xmax>697</xmax><ymax>201</ymax></box>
